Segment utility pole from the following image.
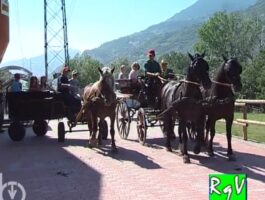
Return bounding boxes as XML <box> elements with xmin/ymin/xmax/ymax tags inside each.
<box><xmin>44</xmin><ymin>0</ymin><xmax>69</xmax><ymax>79</ymax></box>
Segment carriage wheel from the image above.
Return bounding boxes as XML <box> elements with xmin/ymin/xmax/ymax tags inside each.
<box><xmin>33</xmin><ymin>120</ymin><xmax>48</xmax><ymax>136</ymax></box>
<box><xmin>58</xmin><ymin>122</ymin><xmax>65</xmax><ymax>142</ymax></box>
<box><xmin>116</xmin><ymin>101</ymin><xmax>130</xmax><ymax>139</ymax></box>
<box><xmin>137</xmin><ymin>108</ymin><xmax>147</xmax><ymax>145</ymax></box>
<box><xmin>99</xmin><ymin>119</ymin><xmax>108</xmax><ymax>140</ymax></box>
<box><xmin>8</xmin><ymin>121</ymin><xmax>26</xmax><ymax>141</ymax></box>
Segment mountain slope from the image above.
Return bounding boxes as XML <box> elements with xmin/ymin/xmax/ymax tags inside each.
<box><xmin>84</xmin><ymin>0</ymin><xmax>258</xmax><ymax>65</ymax></box>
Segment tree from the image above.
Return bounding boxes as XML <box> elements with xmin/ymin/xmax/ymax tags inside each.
<box><xmin>69</xmin><ymin>54</ymin><xmax>104</xmax><ymax>87</ymax></box>
<box><xmin>194</xmin><ymin>12</ymin><xmax>262</xmax><ymax>69</ymax></box>
<box><xmin>159</xmin><ymin>51</ymin><xmax>190</xmax><ymax>77</ymax></box>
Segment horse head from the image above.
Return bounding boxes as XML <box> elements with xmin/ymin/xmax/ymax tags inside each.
<box><xmin>98</xmin><ymin>66</ymin><xmax>116</xmax><ymax>106</ymax></box>
<box><xmin>222</xmin><ymin>55</ymin><xmax>242</xmax><ymax>92</ymax></box>
<box><xmin>187</xmin><ymin>52</ymin><xmax>212</xmax><ymax>90</ymax></box>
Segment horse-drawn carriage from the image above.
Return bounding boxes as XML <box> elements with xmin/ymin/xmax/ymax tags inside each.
<box><xmin>5</xmin><ymin>91</ymin><xmax>67</xmax><ymax>142</ymax></box>
<box><xmin>115</xmin><ymin>76</ymin><xmax>177</xmax><ymax>145</ymax></box>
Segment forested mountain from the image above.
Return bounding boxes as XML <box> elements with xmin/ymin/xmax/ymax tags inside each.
<box><xmin>83</xmin><ymin>0</ymin><xmax>258</xmax><ymax>64</ymax></box>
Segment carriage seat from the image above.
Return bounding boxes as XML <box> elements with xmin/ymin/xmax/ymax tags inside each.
<box><xmin>115</xmin><ymin>79</ymin><xmax>140</xmax><ymax>94</ymax></box>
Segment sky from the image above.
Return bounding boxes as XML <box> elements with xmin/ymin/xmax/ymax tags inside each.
<box><xmin>2</xmin><ymin>0</ymin><xmax>197</xmax><ymax>63</ymax></box>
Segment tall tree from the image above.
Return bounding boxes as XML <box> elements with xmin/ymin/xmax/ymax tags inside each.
<box><xmin>195</xmin><ymin>12</ymin><xmax>262</xmax><ymax>68</ymax></box>
<box><xmin>159</xmin><ymin>51</ymin><xmax>190</xmax><ymax>77</ymax></box>
<box><xmin>69</xmin><ymin>54</ymin><xmax>103</xmax><ymax>87</ymax></box>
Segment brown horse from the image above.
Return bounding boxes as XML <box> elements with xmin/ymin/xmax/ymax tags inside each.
<box><xmin>76</xmin><ymin>67</ymin><xmax>117</xmax><ymax>152</ymax></box>
<box><xmin>204</xmin><ymin>56</ymin><xmax>242</xmax><ymax>161</ymax></box>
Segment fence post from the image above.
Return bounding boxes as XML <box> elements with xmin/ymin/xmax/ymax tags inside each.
<box><xmin>242</xmin><ymin>104</ymin><xmax>248</xmax><ymax>140</ymax></box>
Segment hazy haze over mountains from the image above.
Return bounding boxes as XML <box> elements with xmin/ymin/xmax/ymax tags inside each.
<box><xmin>84</xmin><ymin>0</ymin><xmax>258</xmax><ymax>65</ymax></box>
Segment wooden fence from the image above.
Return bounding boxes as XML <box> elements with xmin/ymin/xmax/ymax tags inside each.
<box><xmin>218</xmin><ymin>99</ymin><xmax>265</xmax><ymax>141</ymax></box>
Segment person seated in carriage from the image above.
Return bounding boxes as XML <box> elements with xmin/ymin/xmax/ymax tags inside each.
<box><xmin>143</xmin><ymin>49</ymin><xmax>162</xmax><ymax>108</ymax></box>
<box><xmin>118</xmin><ymin>65</ymin><xmax>127</xmax><ymax>79</ymax></box>
<box><xmin>57</xmin><ymin>66</ymin><xmax>82</xmax><ymax>122</ymax></box>
<box><xmin>69</xmin><ymin>70</ymin><xmax>81</xmax><ymax>100</ymax></box>
<box><xmin>128</xmin><ymin>62</ymin><xmax>141</xmax><ymax>93</ymax></box>
<box><xmin>160</xmin><ymin>59</ymin><xmax>175</xmax><ymax>80</ymax></box>
<box><xmin>28</xmin><ymin>76</ymin><xmax>41</xmax><ymax>92</ymax></box>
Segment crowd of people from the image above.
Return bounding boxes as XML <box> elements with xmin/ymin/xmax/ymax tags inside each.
<box><xmin>3</xmin><ymin>48</ymin><xmax>174</xmax><ymax>123</ymax></box>
<box><xmin>117</xmin><ymin>49</ymin><xmax>175</xmax><ymax>83</ymax></box>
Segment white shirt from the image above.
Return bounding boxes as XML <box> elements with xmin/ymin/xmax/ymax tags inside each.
<box><xmin>128</xmin><ymin>70</ymin><xmax>138</xmax><ymax>83</ymax></box>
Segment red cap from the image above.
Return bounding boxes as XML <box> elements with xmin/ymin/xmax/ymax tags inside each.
<box><xmin>148</xmin><ymin>49</ymin><xmax>155</xmax><ymax>56</ymax></box>
<box><xmin>62</xmin><ymin>66</ymin><xmax>70</xmax><ymax>73</ymax></box>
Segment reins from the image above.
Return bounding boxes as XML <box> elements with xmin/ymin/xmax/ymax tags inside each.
<box><xmin>211</xmin><ymin>80</ymin><xmax>232</xmax><ymax>88</ymax></box>
<box><xmin>180</xmin><ymin>79</ymin><xmax>201</xmax><ymax>86</ymax></box>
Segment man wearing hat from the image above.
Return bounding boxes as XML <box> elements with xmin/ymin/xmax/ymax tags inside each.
<box><xmin>57</xmin><ymin>66</ymin><xmax>81</xmax><ymax>122</ymax></box>
<box><xmin>144</xmin><ymin>49</ymin><xmax>161</xmax><ymax>77</ymax></box>
<box><xmin>57</xmin><ymin>66</ymin><xmax>71</xmax><ymax>93</ymax></box>
<box><xmin>143</xmin><ymin>49</ymin><xmax>162</xmax><ymax>108</ymax></box>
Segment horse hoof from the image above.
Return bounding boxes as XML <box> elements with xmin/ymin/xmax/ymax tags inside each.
<box><xmin>208</xmin><ymin>151</ymin><xmax>215</xmax><ymax>157</ymax></box>
<box><xmin>111</xmin><ymin>148</ymin><xmax>118</xmax><ymax>154</ymax></box>
<box><xmin>183</xmin><ymin>155</ymin><xmax>190</xmax><ymax>163</ymax></box>
<box><xmin>166</xmin><ymin>147</ymin><xmax>172</xmax><ymax>152</ymax></box>
<box><xmin>193</xmin><ymin>146</ymin><xmax>201</xmax><ymax>154</ymax></box>
<box><xmin>88</xmin><ymin>138</ymin><xmax>98</xmax><ymax>148</ymax></box>
<box><xmin>87</xmin><ymin>143</ymin><xmax>93</xmax><ymax>148</ymax></box>
<box><xmin>179</xmin><ymin>144</ymin><xmax>184</xmax><ymax>154</ymax></box>
<box><xmin>228</xmin><ymin>154</ymin><xmax>236</xmax><ymax>161</ymax></box>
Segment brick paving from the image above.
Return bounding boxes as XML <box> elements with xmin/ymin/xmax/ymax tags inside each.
<box><xmin>0</xmin><ymin>120</ymin><xmax>264</xmax><ymax>200</ymax></box>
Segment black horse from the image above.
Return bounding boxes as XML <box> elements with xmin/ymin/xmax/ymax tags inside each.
<box><xmin>204</xmin><ymin>55</ymin><xmax>242</xmax><ymax>161</ymax></box>
<box><xmin>160</xmin><ymin>52</ymin><xmax>212</xmax><ymax>163</ymax></box>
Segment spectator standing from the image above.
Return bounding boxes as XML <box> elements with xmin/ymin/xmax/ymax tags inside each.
<box><xmin>11</xmin><ymin>73</ymin><xmax>22</xmax><ymax>92</ymax></box>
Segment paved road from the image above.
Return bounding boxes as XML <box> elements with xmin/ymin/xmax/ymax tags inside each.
<box><xmin>0</xmin><ymin>119</ymin><xmax>265</xmax><ymax>200</ymax></box>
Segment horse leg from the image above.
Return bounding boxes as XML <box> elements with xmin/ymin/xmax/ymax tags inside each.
<box><xmin>178</xmin><ymin>121</ymin><xmax>183</xmax><ymax>155</ymax></box>
<box><xmin>182</xmin><ymin>122</ymin><xmax>190</xmax><ymax>163</ymax></box>
<box><xmin>97</xmin><ymin>119</ymin><xmax>102</xmax><ymax>146</ymax></box>
<box><xmin>110</xmin><ymin>114</ymin><xmax>117</xmax><ymax>153</ymax></box>
<box><xmin>204</xmin><ymin>118</ymin><xmax>210</xmax><ymax>146</ymax></box>
<box><xmin>193</xmin><ymin>115</ymin><xmax>205</xmax><ymax>154</ymax></box>
<box><xmin>193</xmin><ymin>124</ymin><xmax>203</xmax><ymax>155</ymax></box>
<box><xmin>87</xmin><ymin>112</ymin><xmax>93</xmax><ymax>137</ymax></box>
<box><xmin>89</xmin><ymin>115</ymin><xmax>98</xmax><ymax>148</ymax></box>
<box><xmin>226</xmin><ymin>117</ymin><xmax>236</xmax><ymax>161</ymax></box>
<box><xmin>164</xmin><ymin>116</ymin><xmax>172</xmax><ymax>152</ymax></box>
<box><xmin>207</xmin><ymin>119</ymin><xmax>216</xmax><ymax>157</ymax></box>
<box><xmin>170</xmin><ymin>116</ymin><xmax>176</xmax><ymax>140</ymax></box>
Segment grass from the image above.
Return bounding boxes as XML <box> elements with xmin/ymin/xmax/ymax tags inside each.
<box><xmin>215</xmin><ymin>112</ymin><xmax>265</xmax><ymax>143</ymax></box>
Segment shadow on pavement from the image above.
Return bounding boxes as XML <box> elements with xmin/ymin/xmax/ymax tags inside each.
<box><xmin>0</xmin><ymin>132</ymin><xmax>101</xmax><ymax>200</ymax></box>
<box><xmin>190</xmin><ymin>142</ymin><xmax>265</xmax><ymax>184</ymax></box>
